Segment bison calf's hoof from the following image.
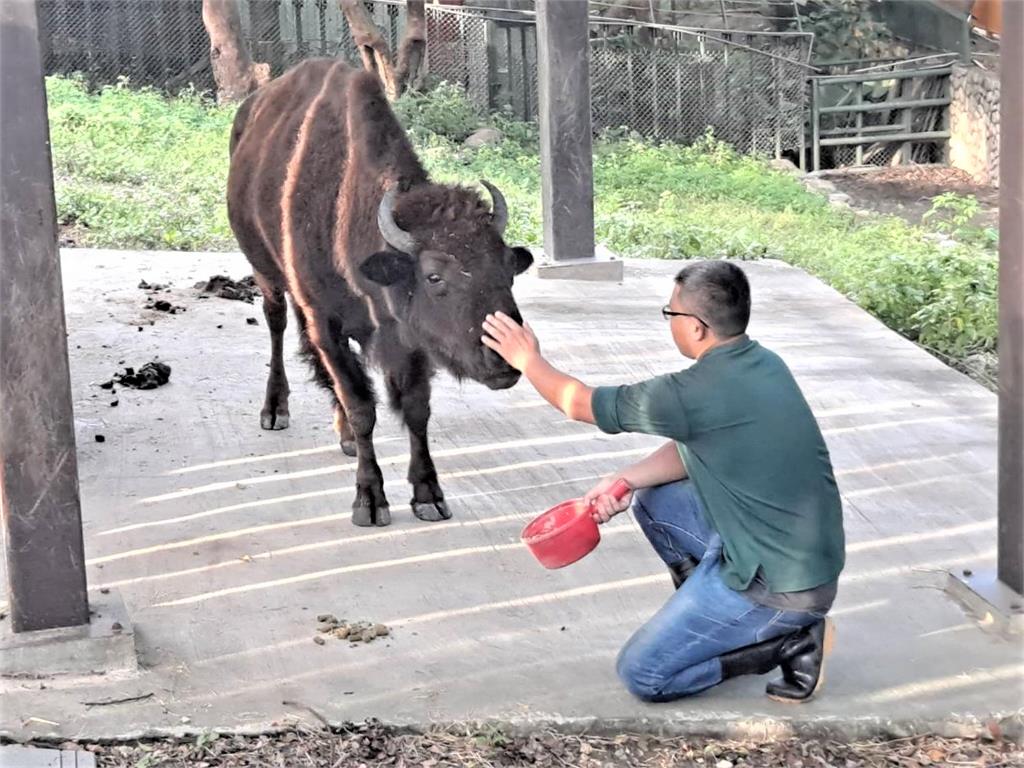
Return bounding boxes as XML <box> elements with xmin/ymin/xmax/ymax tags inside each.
<box><xmin>260</xmin><ymin>409</ymin><xmax>290</xmax><ymax>431</ymax></box>
<box><xmin>352</xmin><ymin>503</ymin><xmax>391</xmax><ymax>527</ymax></box>
<box><xmin>413</xmin><ymin>500</ymin><xmax>452</xmax><ymax>522</ymax></box>
<box><xmin>340</xmin><ymin>439</ymin><xmax>358</xmax><ymax>458</ymax></box>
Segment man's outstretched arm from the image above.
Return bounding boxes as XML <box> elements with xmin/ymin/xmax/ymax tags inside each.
<box><xmin>482</xmin><ymin>312</ymin><xmax>595</xmax><ymax>424</ymax></box>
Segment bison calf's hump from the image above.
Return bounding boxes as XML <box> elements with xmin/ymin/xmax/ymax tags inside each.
<box><xmin>227</xmin><ymin>60</ymin><xmax>363</xmax><ymax>280</ymax></box>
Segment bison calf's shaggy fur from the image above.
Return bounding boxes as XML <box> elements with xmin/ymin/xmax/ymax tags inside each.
<box><xmin>227</xmin><ymin>60</ymin><xmax>533</xmax><ymax>527</ymax></box>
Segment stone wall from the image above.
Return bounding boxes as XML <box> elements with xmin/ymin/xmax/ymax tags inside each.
<box><xmin>949</xmin><ymin>64</ymin><xmax>1000</xmax><ymax>187</ymax></box>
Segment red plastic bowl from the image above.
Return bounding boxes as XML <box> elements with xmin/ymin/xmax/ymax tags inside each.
<box><xmin>521</xmin><ymin>479</ymin><xmax>631</xmax><ymax>569</ymax></box>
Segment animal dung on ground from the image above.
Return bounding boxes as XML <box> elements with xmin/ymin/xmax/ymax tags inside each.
<box><xmin>105</xmin><ymin>362</ymin><xmax>172</xmax><ymax>390</ymax></box>
<box><xmin>138</xmin><ymin>280</ymin><xmax>169</xmax><ymax>292</ymax></box>
<box><xmin>196</xmin><ymin>274</ymin><xmax>258</xmax><ymax>303</ymax></box>
<box><xmin>314</xmin><ymin>616</ymin><xmax>391</xmax><ymax>645</ymax></box>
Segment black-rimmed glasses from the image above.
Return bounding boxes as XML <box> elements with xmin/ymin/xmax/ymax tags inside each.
<box><xmin>661</xmin><ymin>305</ymin><xmax>709</xmax><ymax>327</ymax></box>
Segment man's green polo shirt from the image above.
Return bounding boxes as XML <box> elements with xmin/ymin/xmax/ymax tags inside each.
<box><xmin>591</xmin><ymin>335</ymin><xmax>845</xmax><ymax>594</ymax></box>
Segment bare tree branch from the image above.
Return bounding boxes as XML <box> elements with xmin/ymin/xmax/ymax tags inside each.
<box><xmin>339</xmin><ymin>0</ymin><xmax>400</xmax><ymax>100</ymax></box>
<box><xmin>395</xmin><ymin>0</ymin><xmax>426</xmax><ymax>93</ymax></box>
<box><xmin>202</xmin><ymin>0</ymin><xmax>269</xmax><ymax>102</ymax></box>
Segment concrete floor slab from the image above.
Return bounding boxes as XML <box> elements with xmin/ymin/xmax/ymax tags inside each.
<box><xmin>0</xmin><ymin>591</ymin><xmax>135</xmax><ymax>677</ymax></box>
<box><xmin>0</xmin><ymin>251</ymin><xmax>1021</xmax><ymax>740</ymax></box>
<box><xmin>0</xmin><ymin>745</ymin><xmax>96</xmax><ymax>767</ymax></box>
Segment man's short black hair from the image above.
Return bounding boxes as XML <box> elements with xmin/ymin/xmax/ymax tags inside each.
<box><xmin>674</xmin><ymin>261</ymin><xmax>751</xmax><ymax>337</ymax></box>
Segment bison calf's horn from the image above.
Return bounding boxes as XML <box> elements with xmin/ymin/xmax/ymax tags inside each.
<box><xmin>377</xmin><ymin>187</ymin><xmax>418</xmax><ymax>254</ymax></box>
<box><xmin>481</xmin><ymin>180</ymin><xmax>508</xmax><ymax>235</ymax></box>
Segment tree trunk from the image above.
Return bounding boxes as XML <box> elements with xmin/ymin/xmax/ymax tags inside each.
<box><xmin>339</xmin><ymin>0</ymin><xmax>400</xmax><ymax>100</ymax></box>
<box><xmin>202</xmin><ymin>0</ymin><xmax>268</xmax><ymax>102</ymax></box>
<box><xmin>395</xmin><ymin>0</ymin><xmax>426</xmax><ymax>92</ymax></box>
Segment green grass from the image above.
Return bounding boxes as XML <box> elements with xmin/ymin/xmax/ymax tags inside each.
<box><xmin>46</xmin><ymin>75</ymin><xmax>998</xmax><ymax>360</ymax></box>
<box><xmin>48</xmin><ymin>75</ymin><xmax>237</xmax><ymax>250</ymax></box>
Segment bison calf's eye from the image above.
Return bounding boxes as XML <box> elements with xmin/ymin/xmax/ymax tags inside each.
<box><xmin>427</xmin><ymin>273</ymin><xmax>443</xmax><ymax>285</ymax></box>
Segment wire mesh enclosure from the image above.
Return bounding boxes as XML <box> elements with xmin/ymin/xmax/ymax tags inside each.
<box><xmin>38</xmin><ymin>0</ymin><xmax>213</xmax><ymax>91</ymax></box>
<box><xmin>413</xmin><ymin>2</ymin><xmax>813</xmax><ymax>156</ymax></box>
<box><xmin>38</xmin><ymin>0</ymin><xmax>813</xmax><ymax>157</ymax></box>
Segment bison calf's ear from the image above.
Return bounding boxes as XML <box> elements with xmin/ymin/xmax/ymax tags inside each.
<box><xmin>512</xmin><ymin>247</ymin><xmax>534</xmax><ymax>276</ymax></box>
<box><xmin>361</xmin><ymin>251</ymin><xmax>416</xmax><ymax>286</ymax></box>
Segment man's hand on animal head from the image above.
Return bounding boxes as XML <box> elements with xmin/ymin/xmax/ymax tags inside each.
<box><xmin>481</xmin><ymin>312</ymin><xmax>540</xmax><ymax>373</ymax></box>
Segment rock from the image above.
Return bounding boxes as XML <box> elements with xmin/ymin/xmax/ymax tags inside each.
<box><xmin>716</xmin><ymin>760</ymin><xmax>734</xmax><ymax>768</ymax></box>
<box><xmin>313</xmin><ymin>635</ymin><xmax>326</xmax><ymax>645</ymax></box>
<box><xmin>374</xmin><ymin>624</ymin><xmax>390</xmax><ymax>637</ymax></box>
<box><xmin>463</xmin><ymin>127</ymin><xmax>503</xmax><ymax>148</ymax></box>
<box><xmin>247</xmin><ymin>317</ymin><xmax>259</xmax><ymax>326</ymax></box>
<box><xmin>316</xmin><ymin>613</ymin><xmax>338</xmax><ymax>624</ymax></box>
<box><xmin>769</xmin><ymin>158</ymin><xmax>802</xmax><ymax>176</ymax></box>
<box><xmin>361</xmin><ymin>629</ymin><xmax>376</xmax><ymax>643</ymax></box>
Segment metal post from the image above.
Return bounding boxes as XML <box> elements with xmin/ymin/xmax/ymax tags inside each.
<box><xmin>998</xmin><ymin>1</ymin><xmax>1024</xmax><ymax>596</ymax></box>
<box><xmin>811</xmin><ymin>77</ymin><xmax>821</xmax><ymax>171</ymax></box>
<box><xmin>536</xmin><ymin>0</ymin><xmax>593</xmax><ymax>259</ymax></box>
<box><xmin>1</xmin><ymin>0</ymin><xmax>90</xmax><ymax>633</ymax></box>
<box><xmin>854</xmin><ymin>85</ymin><xmax>863</xmax><ymax>165</ymax></box>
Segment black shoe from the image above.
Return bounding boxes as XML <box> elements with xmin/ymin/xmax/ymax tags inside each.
<box><xmin>766</xmin><ymin>618</ymin><xmax>835</xmax><ymax>703</ymax></box>
<box><xmin>719</xmin><ymin>632</ymin><xmax>792</xmax><ymax>680</ymax></box>
<box><xmin>668</xmin><ymin>555</ymin><xmax>699</xmax><ymax>589</ymax></box>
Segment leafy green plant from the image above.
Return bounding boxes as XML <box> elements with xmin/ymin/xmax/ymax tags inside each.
<box><xmin>392</xmin><ymin>81</ymin><xmax>483</xmax><ymax>142</ymax></box>
<box><xmin>800</xmin><ymin>0</ymin><xmax>908</xmax><ymax>63</ymax></box>
<box><xmin>924</xmin><ymin>192</ymin><xmax>999</xmax><ymax>248</ymax></box>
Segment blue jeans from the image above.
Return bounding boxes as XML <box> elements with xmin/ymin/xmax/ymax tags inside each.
<box><xmin>616</xmin><ymin>480</ymin><xmax>823</xmax><ymax>702</ymax></box>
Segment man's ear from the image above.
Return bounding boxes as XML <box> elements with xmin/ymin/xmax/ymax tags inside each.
<box><xmin>511</xmin><ymin>246</ymin><xmax>533</xmax><ymax>276</ymax></box>
<box><xmin>360</xmin><ymin>251</ymin><xmax>415</xmax><ymax>286</ymax></box>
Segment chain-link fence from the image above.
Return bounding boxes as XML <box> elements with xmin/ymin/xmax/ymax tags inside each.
<box><xmin>39</xmin><ymin>0</ymin><xmax>213</xmax><ymax>91</ymax></box>
<box><xmin>39</xmin><ymin>0</ymin><xmax>813</xmax><ymax>156</ymax></box>
<box><xmin>420</xmin><ymin>3</ymin><xmax>813</xmax><ymax>156</ymax></box>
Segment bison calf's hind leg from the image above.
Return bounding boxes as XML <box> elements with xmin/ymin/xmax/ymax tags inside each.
<box><xmin>385</xmin><ymin>348</ymin><xmax>451</xmax><ymax>523</ymax></box>
<box><xmin>259</xmin><ymin>283</ymin><xmax>291</xmax><ymax>431</ymax></box>
<box><xmin>333</xmin><ymin>402</ymin><xmax>358</xmax><ymax>457</ymax></box>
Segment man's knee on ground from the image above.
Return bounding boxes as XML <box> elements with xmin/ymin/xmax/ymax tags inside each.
<box><xmin>616</xmin><ymin>642</ymin><xmax>677</xmax><ymax>703</ymax></box>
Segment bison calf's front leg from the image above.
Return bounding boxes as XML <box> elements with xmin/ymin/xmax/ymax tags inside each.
<box><xmin>260</xmin><ymin>286</ymin><xmax>291</xmax><ymax>431</ymax></box>
<box><xmin>386</xmin><ymin>360</ymin><xmax>450</xmax><ymax>522</ymax></box>
<box><xmin>308</xmin><ymin>324</ymin><xmax>391</xmax><ymax>527</ymax></box>
<box><xmin>347</xmin><ymin>401</ymin><xmax>390</xmax><ymax>527</ymax></box>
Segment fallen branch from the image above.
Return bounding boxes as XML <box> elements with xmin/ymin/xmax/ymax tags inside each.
<box><xmin>82</xmin><ymin>692</ymin><xmax>155</xmax><ymax>707</ymax></box>
<box><xmin>282</xmin><ymin>699</ymin><xmax>331</xmax><ymax>729</ymax></box>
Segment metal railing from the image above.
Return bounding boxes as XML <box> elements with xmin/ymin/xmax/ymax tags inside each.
<box><xmin>809</xmin><ymin>63</ymin><xmax>952</xmax><ymax>170</ymax></box>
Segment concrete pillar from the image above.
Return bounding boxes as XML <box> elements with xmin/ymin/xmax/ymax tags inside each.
<box><xmin>997</xmin><ymin>1</ymin><xmax>1023</xmax><ymax>596</ymax></box>
<box><xmin>535</xmin><ymin>0</ymin><xmax>620</xmax><ymax>281</ymax></box>
<box><xmin>946</xmin><ymin>2</ymin><xmax>1024</xmax><ymax>633</ymax></box>
<box><xmin>0</xmin><ymin>0</ymin><xmax>90</xmax><ymax>633</ymax></box>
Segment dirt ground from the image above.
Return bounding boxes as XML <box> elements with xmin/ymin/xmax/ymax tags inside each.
<box><xmin>823</xmin><ymin>166</ymin><xmax>999</xmax><ymax>229</ymax></box>
<box><xmin>17</xmin><ymin>724</ymin><xmax>1023</xmax><ymax>767</ymax></box>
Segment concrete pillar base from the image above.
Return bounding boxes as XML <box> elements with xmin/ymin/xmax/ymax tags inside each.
<box><xmin>534</xmin><ymin>245</ymin><xmax>624</xmax><ymax>282</ymax></box>
<box><xmin>945</xmin><ymin>568</ymin><xmax>1024</xmax><ymax>636</ymax></box>
<box><xmin>0</xmin><ymin>591</ymin><xmax>137</xmax><ymax>678</ymax></box>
